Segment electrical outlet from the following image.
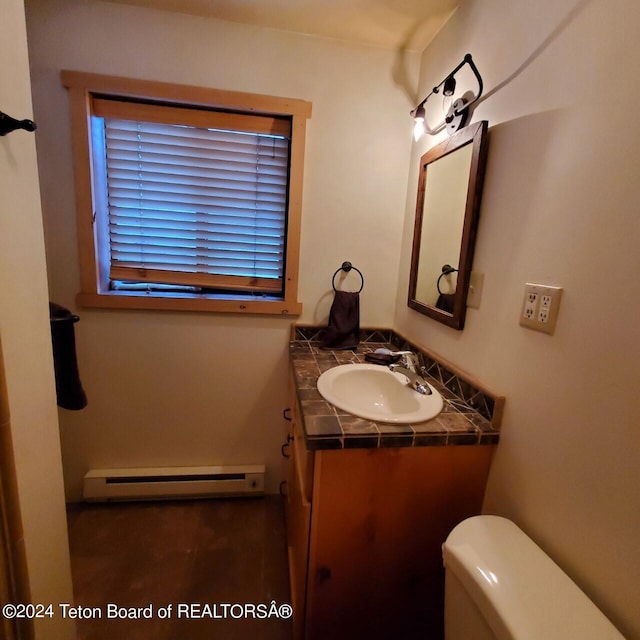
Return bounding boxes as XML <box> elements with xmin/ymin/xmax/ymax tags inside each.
<box><xmin>539</xmin><ymin>294</ymin><xmax>552</xmax><ymax>322</ymax></box>
<box><xmin>524</xmin><ymin>292</ymin><xmax>538</xmax><ymax>319</ymax></box>
<box><xmin>519</xmin><ymin>283</ymin><xmax>563</xmax><ymax>335</ymax></box>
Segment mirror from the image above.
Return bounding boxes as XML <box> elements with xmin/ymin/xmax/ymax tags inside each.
<box><xmin>408</xmin><ymin>121</ymin><xmax>488</xmax><ymax>330</ymax></box>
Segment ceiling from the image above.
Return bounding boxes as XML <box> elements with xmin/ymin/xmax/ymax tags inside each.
<box><xmin>104</xmin><ymin>0</ymin><xmax>459</xmax><ymax>51</ymax></box>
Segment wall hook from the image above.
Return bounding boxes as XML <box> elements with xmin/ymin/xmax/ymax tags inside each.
<box><xmin>0</xmin><ymin>110</ymin><xmax>37</xmax><ymax>136</ymax></box>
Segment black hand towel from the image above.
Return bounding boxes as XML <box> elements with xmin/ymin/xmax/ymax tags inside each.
<box><xmin>49</xmin><ymin>302</ymin><xmax>87</xmax><ymax>410</ymax></box>
<box><xmin>435</xmin><ymin>293</ymin><xmax>456</xmax><ymax>314</ymax></box>
<box><xmin>322</xmin><ymin>290</ymin><xmax>360</xmax><ymax>350</ymax></box>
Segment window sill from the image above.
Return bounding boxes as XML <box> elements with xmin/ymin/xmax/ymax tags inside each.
<box><xmin>77</xmin><ymin>292</ymin><xmax>302</xmax><ymax>316</ymax></box>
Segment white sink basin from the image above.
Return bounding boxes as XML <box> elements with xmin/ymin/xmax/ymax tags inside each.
<box><xmin>317</xmin><ymin>363</ymin><xmax>443</xmax><ymax>424</ymax></box>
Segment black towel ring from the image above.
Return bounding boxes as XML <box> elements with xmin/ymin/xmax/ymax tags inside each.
<box><xmin>437</xmin><ymin>264</ymin><xmax>458</xmax><ymax>295</ymax></box>
<box><xmin>332</xmin><ymin>261</ymin><xmax>364</xmax><ymax>293</ymax></box>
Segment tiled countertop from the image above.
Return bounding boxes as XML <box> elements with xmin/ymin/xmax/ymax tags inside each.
<box><xmin>290</xmin><ymin>330</ymin><xmax>501</xmax><ymax>451</ymax></box>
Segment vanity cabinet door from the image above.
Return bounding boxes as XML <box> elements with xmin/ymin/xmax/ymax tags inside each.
<box><xmin>304</xmin><ymin>445</ymin><xmax>494</xmax><ymax>640</ymax></box>
<box><xmin>285</xmin><ymin>367</ymin><xmax>313</xmax><ymax>640</ymax></box>
<box><xmin>287</xmin><ymin>422</ymin><xmax>312</xmax><ymax>640</ymax></box>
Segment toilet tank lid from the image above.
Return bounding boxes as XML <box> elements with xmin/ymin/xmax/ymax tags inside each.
<box><xmin>442</xmin><ymin>516</ymin><xmax>625</xmax><ymax>640</ymax></box>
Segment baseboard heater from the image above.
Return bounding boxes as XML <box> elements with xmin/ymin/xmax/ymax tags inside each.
<box><xmin>83</xmin><ymin>465</ymin><xmax>265</xmax><ymax>502</ymax></box>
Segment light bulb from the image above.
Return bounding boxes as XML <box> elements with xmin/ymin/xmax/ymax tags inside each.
<box><xmin>412</xmin><ymin>104</ymin><xmax>426</xmax><ymax>141</ymax></box>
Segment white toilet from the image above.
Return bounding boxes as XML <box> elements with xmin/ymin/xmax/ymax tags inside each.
<box><xmin>442</xmin><ymin>515</ymin><xmax>625</xmax><ymax>640</ymax></box>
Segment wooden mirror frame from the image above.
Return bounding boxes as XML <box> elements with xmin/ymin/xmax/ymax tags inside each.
<box><xmin>408</xmin><ymin>120</ymin><xmax>489</xmax><ymax>330</ymax></box>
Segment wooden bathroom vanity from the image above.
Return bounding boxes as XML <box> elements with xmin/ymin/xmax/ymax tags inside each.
<box><xmin>284</xmin><ymin>331</ymin><xmax>503</xmax><ymax>640</ymax></box>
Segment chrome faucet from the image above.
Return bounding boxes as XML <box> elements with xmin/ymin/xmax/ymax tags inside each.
<box><xmin>374</xmin><ymin>349</ymin><xmax>432</xmax><ymax>395</ymax></box>
<box><xmin>389</xmin><ymin>364</ymin><xmax>432</xmax><ymax>395</ymax></box>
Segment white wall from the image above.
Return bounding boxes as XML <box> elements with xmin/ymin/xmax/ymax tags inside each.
<box><xmin>25</xmin><ymin>0</ymin><xmax>417</xmax><ymax>499</ymax></box>
<box><xmin>395</xmin><ymin>0</ymin><xmax>640</xmax><ymax>637</ymax></box>
<box><xmin>0</xmin><ymin>1</ymin><xmax>74</xmax><ymax>637</ymax></box>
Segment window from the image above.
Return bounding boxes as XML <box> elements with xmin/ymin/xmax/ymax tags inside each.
<box><xmin>93</xmin><ymin>100</ymin><xmax>290</xmax><ymax>295</ymax></box>
<box><xmin>62</xmin><ymin>72</ymin><xmax>311</xmax><ymax>315</ymax></box>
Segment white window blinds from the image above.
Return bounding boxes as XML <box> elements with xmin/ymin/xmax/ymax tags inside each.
<box><xmin>92</xmin><ymin>99</ymin><xmax>291</xmax><ymax>294</ymax></box>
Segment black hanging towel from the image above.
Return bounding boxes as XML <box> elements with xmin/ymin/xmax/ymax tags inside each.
<box><xmin>49</xmin><ymin>303</ymin><xmax>87</xmax><ymax>410</ymax></box>
<box><xmin>435</xmin><ymin>293</ymin><xmax>456</xmax><ymax>314</ymax></box>
<box><xmin>322</xmin><ymin>262</ymin><xmax>364</xmax><ymax>350</ymax></box>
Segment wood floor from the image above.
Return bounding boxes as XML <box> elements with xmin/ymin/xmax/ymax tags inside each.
<box><xmin>66</xmin><ymin>496</ymin><xmax>292</xmax><ymax>640</ymax></box>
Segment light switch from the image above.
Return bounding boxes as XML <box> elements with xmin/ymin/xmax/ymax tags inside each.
<box><xmin>466</xmin><ymin>271</ymin><xmax>484</xmax><ymax>309</ymax></box>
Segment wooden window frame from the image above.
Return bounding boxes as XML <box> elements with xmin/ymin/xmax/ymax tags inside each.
<box><xmin>62</xmin><ymin>71</ymin><xmax>311</xmax><ymax>316</ymax></box>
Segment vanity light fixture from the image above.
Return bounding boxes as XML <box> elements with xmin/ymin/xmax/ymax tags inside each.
<box><xmin>411</xmin><ymin>53</ymin><xmax>484</xmax><ymax>139</ymax></box>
